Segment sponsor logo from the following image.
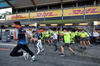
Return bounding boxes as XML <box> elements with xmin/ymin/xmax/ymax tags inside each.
<box><xmin>34</xmin><ymin>12</ymin><xmax>58</xmax><ymax>17</ymax></box>
<box><xmin>11</xmin><ymin>15</ymin><xmax>26</xmax><ymax>19</ymax></box>
<box><xmin>68</xmin><ymin>8</ymin><xmax>100</xmax><ymax>15</ymax></box>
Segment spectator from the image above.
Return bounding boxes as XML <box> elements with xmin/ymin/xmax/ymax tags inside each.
<box><xmin>93</xmin><ymin>30</ymin><xmax>99</xmax><ymax>45</ymax></box>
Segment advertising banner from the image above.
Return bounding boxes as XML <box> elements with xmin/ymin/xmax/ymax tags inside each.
<box><xmin>85</xmin><ymin>6</ymin><xmax>100</xmax><ymax>15</ymax></box>
<box><xmin>6</xmin><ymin>13</ymin><xmax>29</xmax><ymax>20</ymax></box>
<box><xmin>6</xmin><ymin>14</ymin><xmax>16</xmax><ymax>20</ymax></box>
<box><xmin>17</xmin><ymin>13</ymin><xmax>29</xmax><ymax>19</ymax></box>
<box><xmin>30</xmin><ymin>10</ymin><xmax>62</xmax><ymax>18</ymax></box>
<box><xmin>30</xmin><ymin>12</ymin><xmax>44</xmax><ymax>18</ymax></box>
<box><xmin>45</xmin><ymin>10</ymin><xmax>62</xmax><ymax>18</ymax></box>
<box><xmin>6</xmin><ymin>6</ymin><xmax>100</xmax><ymax>20</ymax></box>
<box><xmin>63</xmin><ymin>6</ymin><xmax>100</xmax><ymax>16</ymax></box>
<box><xmin>63</xmin><ymin>8</ymin><xmax>84</xmax><ymax>16</ymax></box>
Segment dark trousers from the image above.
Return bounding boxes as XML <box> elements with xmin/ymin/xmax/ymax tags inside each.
<box><xmin>90</xmin><ymin>36</ymin><xmax>93</xmax><ymax>44</ymax></box>
<box><xmin>75</xmin><ymin>36</ymin><xmax>79</xmax><ymax>43</ymax></box>
<box><xmin>32</xmin><ymin>40</ymin><xmax>37</xmax><ymax>48</ymax></box>
<box><xmin>10</xmin><ymin>44</ymin><xmax>34</xmax><ymax>57</ymax></box>
<box><xmin>93</xmin><ymin>37</ymin><xmax>97</xmax><ymax>45</ymax></box>
<box><xmin>28</xmin><ymin>37</ymin><xmax>31</xmax><ymax>44</ymax></box>
<box><xmin>53</xmin><ymin>39</ymin><xmax>58</xmax><ymax>50</ymax></box>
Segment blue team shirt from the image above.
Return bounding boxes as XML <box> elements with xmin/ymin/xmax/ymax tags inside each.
<box><xmin>18</xmin><ymin>27</ymin><xmax>27</xmax><ymax>44</ymax></box>
<box><xmin>35</xmin><ymin>32</ymin><xmax>41</xmax><ymax>40</ymax></box>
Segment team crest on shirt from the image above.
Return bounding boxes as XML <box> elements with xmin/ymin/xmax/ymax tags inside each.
<box><xmin>21</xmin><ymin>30</ymin><xmax>24</xmax><ymax>31</ymax></box>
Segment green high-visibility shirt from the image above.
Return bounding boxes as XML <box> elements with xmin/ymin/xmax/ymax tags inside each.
<box><xmin>80</xmin><ymin>32</ymin><xmax>87</xmax><ymax>38</ymax></box>
<box><xmin>44</xmin><ymin>31</ymin><xmax>49</xmax><ymax>37</ymax></box>
<box><xmin>75</xmin><ymin>31</ymin><xmax>78</xmax><ymax>36</ymax></box>
<box><xmin>64</xmin><ymin>32</ymin><xmax>71</xmax><ymax>43</ymax></box>
<box><xmin>70</xmin><ymin>32</ymin><xmax>75</xmax><ymax>38</ymax></box>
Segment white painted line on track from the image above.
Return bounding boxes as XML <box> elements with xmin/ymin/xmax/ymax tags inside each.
<box><xmin>0</xmin><ymin>43</ymin><xmax>17</xmax><ymax>46</ymax></box>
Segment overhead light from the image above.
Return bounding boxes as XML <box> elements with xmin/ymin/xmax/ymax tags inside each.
<box><xmin>29</xmin><ymin>24</ymin><xmax>35</xmax><ymax>26</ymax></box>
<box><xmin>78</xmin><ymin>28</ymin><xmax>82</xmax><ymax>29</ymax></box>
<box><xmin>94</xmin><ymin>21</ymin><xmax>100</xmax><ymax>25</ymax></box>
<box><xmin>65</xmin><ymin>24</ymin><xmax>73</xmax><ymax>26</ymax></box>
<box><xmin>98</xmin><ymin>22</ymin><xmax>100</xmax><ymax>25</ymax></box>
<box><xmin>4</xmin><ymin>25</ymin><xmax>8</xmax><ymax>27</ymax></box>
<box><xmin>51</xmin><ymin>24</ymin><xmax>58</xmax><ymax>26</ymax></box>
<box><xmin>79</xmin><ymin>23</ymin><xmax>88</xmax><ymax>25</ymax></box>
<box><xmin>40</xmin><ymin>24</ymin><xmax>46</xmax><ymax>26</ymax></box>
<box><xmin>94</xmin><ymin>21</ymin><xmax>98</xmax><ymax>25</ymax></box>
<box><xmin>21</xmin><ymin>25</ymin><xmax>25</xmax><ymax>26</ymax></box>
<box><xmin>34</xmin><ymin>23</ymin><xmax>37</xmax><ymax>26</ymax></box>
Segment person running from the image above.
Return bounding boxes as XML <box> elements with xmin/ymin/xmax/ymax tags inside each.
<box><xmin>80</xmin><ymin>30</ymin><xmax>87</xmax><ymax>50</ymax></box>
<box><xmin>54</xmin><ymin>30</ymin><xmax>59</xmax><ymax>41</ymax></box>
<box><xmin>59</xmin><ymin>29</ymin><xmax>76</xmax><ymax>56</ymax></box>
<box><xmin>32</xmin><ymin>31</ymin><xmax>37</xmax><ymax>48</ymax></box>
<box><xmin>78</xmin><ymin>31</ymin><xmax>81</xmax><ymax>42</ymax></box>
<box><xmin>10</xmin><ymin>21</ymin><xmax>37</xmax><ymax>62</ymax></box>
<box><xmin>51</xmin><ymin>33</ymin><xmax>58</xmax><ymax>52</ymax></box>
<box><xmin>86</xmin><ymin>32</ymin><xmax>92</xmax><ymax>47</ymax></box>
<box><xmin>70</xmin><ymin>31</ymin><xmax>75</xmax><ymax>44</ymax></box>
<box><xmin>50</xmin><ymin>33</ymin><xmax>54</xmax><ymax>44</ymax></box>
<box><xmin>33</xmin><ymin>30</ymin><xmax>44</xmax><ymax>55</ymax></box>
<box><xmin>59</xmin><ymin>30</ymin><xmax>64</xmax><ymax>43</ymax></box>
<box><xmin>40</xmin><ymin>31</ymin><xmax>45</xmax><ymax>45</ymax></box>
<box><xmin>75</xmin><ymin>30</ymin><xmax>79</xmax><ymax>43</ymax></box>
<box><xmin>44</xmin><ymin>30</ymin><xmax>51</xmax><ymax>46</ymax></box>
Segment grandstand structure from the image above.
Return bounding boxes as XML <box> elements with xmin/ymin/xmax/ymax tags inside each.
<box><xmin>0</xmin><ymin>0</ymin><xmax>100</xmax><ymax>30</ymax></box>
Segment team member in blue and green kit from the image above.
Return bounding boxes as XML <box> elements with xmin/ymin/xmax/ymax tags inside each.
<box><xmin>34</xmin><ymin>30</ymin><xmax>44</xmax><ymax>55</ymax></box>
<box><xmin>10</xmin><ymin>21</ymin><xmax>37</xmax><ymax>62</ymax></box>
<box><xmin>59</xmin><ymin>29</ymin><xmax>76</xmax><ymax>56</ymax></box>
<box><xmin>32</xmin><ymin>31</ymin><xmax>37</xmax><ymax>48</ymax></box>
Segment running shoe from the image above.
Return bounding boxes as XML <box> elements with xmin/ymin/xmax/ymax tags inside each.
<box><xmin>73</xmin><ymin>52</ymin><xmax>76</xmax><ymax>55</ymax></box>
<box><xmin>30</xmin><ymin>56</ymin><xmax>36</xmax><ymax>62</ymax></box>
<box><xmin>41</xmin><ymin>48</ymin><xmax>44</xmax><ymax>52</ymax></box>
<box><xmin>90</xmin><ymin>45</ymin><xmax>92</xmax><ymax>47</ymax></box>
<box><xmin>84</xmin><ymin>47</ymin><xmax>86</xmax><ymax>50</ymax></box>
<box><xmin>37</xmin><ymin>50</ymin><xmax>40</xmax><ymax>55</ymax></box>
<box><xmin>23</xmin><ymin>53</ymin><xmax>29</xmax><ymax>60</ymax></box>
<box><xmin>55</xmin><ymin>50</ymin><xmax>58</xmax><ymax>52</ymax></box>
<box><xmin>59</xmin><ymin>53</ymin><xmax>65</xmax><ymax>56</ymax></box>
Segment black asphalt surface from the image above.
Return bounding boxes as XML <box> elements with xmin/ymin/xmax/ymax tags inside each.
<box><xmin>0</xmin><ymin>42</ymin><xmax>100</xmax><ymax>66</ymax></box>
